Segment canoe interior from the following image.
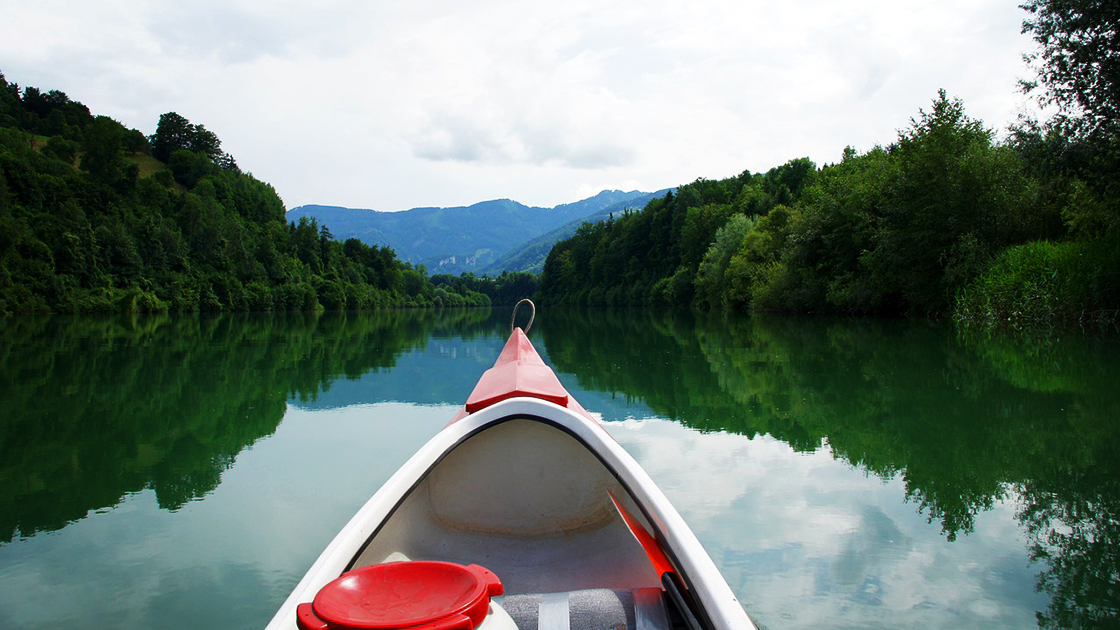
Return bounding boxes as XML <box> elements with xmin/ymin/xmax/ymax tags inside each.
<box><xmin>352</xmin><ymin>417</ymin><xmax>663</xmax><ymax>595</ymax></box>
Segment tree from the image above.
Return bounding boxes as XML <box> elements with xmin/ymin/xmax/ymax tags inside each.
<box><xmin>190</xmin><ymin>124</ymin><xmax>222</xmax><ymax>160</ymax></box>
<box><xmin>150</xmin><ymin>112</ymin><xmax>195</xmax><ymax>162</ymax></box>
<box><xmin>1021</xmin><ymin>0</ymin><xmax>1120</xmax><ymax>139</ymax></box>
<box><xmin>150</xmin><ymin>112</ymin><xmax>235</xmax><ymax>171</ymax></box>
<box><xmin>2</xmin><ymin>70</ymin><xmax>477</xmax><ymax>314</ymax></box>
<box><xmin>291</xmin><ymin>216</ymin><xmax>322</xmax><ymax>273</ymax></box>
<box><xmin>694</xmin><ymin>214</ymin><xmax>752</xmax><ymax>308</ymax></box>
<box><xmin>0</xmin><ymin>71</ymin><xmax>20</xmax><ymax>127</ymax></box>
<box><xmin>80</xmin><ymin>116</ymin><xmax>130</xmax><ymax>187</ymax></box>
<box><xmin>865</xmin><ymin>91</ymin><xmax>1029</xmax><ymax>313</ymax></box>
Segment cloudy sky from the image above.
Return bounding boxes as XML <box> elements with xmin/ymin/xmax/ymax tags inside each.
<box><xmin>1</xmin><ymin>0</ymin><xmax>1038</xmax><ymax>211</ymax></box>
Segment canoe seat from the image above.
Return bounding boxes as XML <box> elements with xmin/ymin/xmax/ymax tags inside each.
<box><xmin>496</xmin><ymin>588</ymin><xmax>672</xmax><ymax>630</ymax></box>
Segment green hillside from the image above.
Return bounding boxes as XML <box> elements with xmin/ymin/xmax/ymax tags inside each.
<box><xmin>537</xmin><ymin>2</ymin><xmax>1120</xmax><ymax>326</ymax></box>
<box><xmin>0</xmin><ymin>70</ymin><xmax>501</xmax><ymax>314</ymax></box>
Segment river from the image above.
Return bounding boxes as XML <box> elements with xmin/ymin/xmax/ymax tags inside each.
<box><xmin>0</xmin><ymin>308</ymin><xmax>1116</xmax><ymax>629</ymax></box>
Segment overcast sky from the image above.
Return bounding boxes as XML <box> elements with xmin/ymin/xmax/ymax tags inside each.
<box><xmin>1</xmin><ymin>0</ymin><xmax>1038</xmax><ymax>211</ymax></box>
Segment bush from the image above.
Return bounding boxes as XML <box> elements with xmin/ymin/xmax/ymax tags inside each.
<box><xmin>165</xmin><ymin>276</ymin><xmax>201</xmax><ymax>312</ymax></box>
<box><xmin>244</xmin><ymin>281</ymin><xmax>273</xmax><ymax>311</ymax></box>
<box><xmin>116</xmin><ymin>287</ymin><xmax>168</xmax><ymax>313</ymax></box>
<box><xmin>317</xmin><ymin>279</ymin><xmax>347</xmax><ymax>310</ymax></box>
<box><xmin>42</xmin><ymin>136</ymin><xmax>79</xmax><ymax>164</ymax></box>
<box><xmin>955</xmin><ymin>239</ymin><xmax>1120</xmax><ymax>325</ymax></box>
<box><xmin>273</xmin><ymin>283</ymin><xmax>318</xmax><ymax>311</ymax></box>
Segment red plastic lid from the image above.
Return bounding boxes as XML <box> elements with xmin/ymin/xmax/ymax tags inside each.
<box><xmin>296</xmin><ymin>562</ymin><xmax>503</xmax><ymax>630</ymax></box>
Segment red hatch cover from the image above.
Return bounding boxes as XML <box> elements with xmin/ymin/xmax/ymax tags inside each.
<box><xmin>296</xmin><ymin>561</ymin><xmax>503</xmax><ymax>630</ymax></box>
<box><xmin>463</xmin><ymin>328</ymin><xmax>569</xmax><ymax>413</ymax></box>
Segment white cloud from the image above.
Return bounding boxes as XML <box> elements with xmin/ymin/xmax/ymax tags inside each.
<box><xmin>0</xmin><ymin>0</ymin><xmax>1038</xmax><ymax>210</ymax></box>
<box><xmin>602</xmin><ymin>417</ymin><xmax>1045</xmax><ymax>630</ymax></box>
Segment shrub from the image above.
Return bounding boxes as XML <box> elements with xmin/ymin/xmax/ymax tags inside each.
<box><xmin>955</xmin><ymin>239</ymin><xmax>1120</xmax><ymax>325</ymax></box>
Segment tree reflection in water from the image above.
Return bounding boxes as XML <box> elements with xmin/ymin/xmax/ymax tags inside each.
<box><xmin>540</xmin><ymin>308</ymin><xmax>1120</xmax><ymax>629</ymax></box>
<box><xmin>0</xmin><ymin>309</ymin><xmax>494</xmax><ymax>543</ymax></box>
<box><xmin>2</xmin><ymin>307</ymin><xmax>1116</xmax><ymax>629</ymax></box>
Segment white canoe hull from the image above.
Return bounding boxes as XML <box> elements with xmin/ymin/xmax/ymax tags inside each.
<box><xmin>266</xmin><ymin>396</ymin><xmax>755</xmax><ymax>630</ymax></box>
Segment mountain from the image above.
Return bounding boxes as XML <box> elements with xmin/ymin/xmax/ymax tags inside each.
<box><xmin>480</xmin><ymin>189</ymin><xmax>672</xmax><ymax>274</ymax></box>
<box><xmin>286</xmin><ymin>190</ymin><xmax>653</xmax><ymax>275</ymax></box>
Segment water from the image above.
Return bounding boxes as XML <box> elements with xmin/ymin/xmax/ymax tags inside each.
<box><xmin>0</xmin><ymin>309</ymin><xmax>1116</xmax><ymax>629</ymax></box>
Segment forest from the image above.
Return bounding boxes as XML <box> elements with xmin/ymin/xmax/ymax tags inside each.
<box><xmin>0</xmin><ymin>76</ymin><xmax>539</xmax><ymax>315</ymax></box>
<box><xmin>540</xmin><ymin>97</ymin><xmax>1118</xmax><ymax>323</ymax></box>
<box><xmin>3</xmin><ymin>0</ymin><xmax>1114</xmax><ymax>324</ymax></box>
<box><xmin>540</xmin><ymin>1</ymin><xmax>1120</xmax><ymax>325</ymax></box>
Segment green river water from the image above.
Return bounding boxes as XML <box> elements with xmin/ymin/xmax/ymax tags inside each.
<box><xmin>0</xmin><ymin>308</ymin><xmax>1116</xmax><ymax>629</ymax></box>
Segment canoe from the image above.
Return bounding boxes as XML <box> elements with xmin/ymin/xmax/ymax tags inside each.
<box><xmin>266</xmin><ymin>303</ymin><xmax>757</xmax><ymax>630</ymax></box>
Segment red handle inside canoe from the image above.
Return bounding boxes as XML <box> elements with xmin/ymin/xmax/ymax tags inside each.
<box><xmin>608</xmin><ymin>491</ymin><xmax>676</xmax><ymax>577</ymax></box>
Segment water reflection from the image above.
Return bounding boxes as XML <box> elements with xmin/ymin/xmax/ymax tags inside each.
<box><xmin>541</xmin><ymin>309</ymin><xmax>1120</xmax><ymax>629</ymax></box>
<box><xmin>960</xmin><ymin>329</ymin><xmax>1120</xmax><ymax>630</ymax></box>
<box><xmin>1</xmin><ymin>308</ymin><xmax>1117</xmax><ymax>629</ymax></box>
<box><xmin>0</xmin><ymin>309</ymin><xmax>494</xmax><ymax>543</ymax></box>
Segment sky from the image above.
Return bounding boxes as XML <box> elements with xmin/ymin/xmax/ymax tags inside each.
<box><xmin>1</xmin><ymin>0</ymin><xmax>1040</xmax><ymax>212</ymax></box>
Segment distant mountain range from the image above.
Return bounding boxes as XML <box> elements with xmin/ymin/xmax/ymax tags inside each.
<box><xmin>480</xmin><ymin>190</ymin><xmax>670</xmax><ymax>274</ymax></box>
<box><xmin>286</xmin><ymin>189</ymin><xmax>669</xmax><ymax>275</ymax></box>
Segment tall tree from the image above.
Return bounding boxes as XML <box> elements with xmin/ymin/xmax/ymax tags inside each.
<box><xmin>150</xmin><ymin>112</ymin><xmax>195</xmax><ymax>162</ymax></box>
<box><xmin>80</xmin><ymin>116</ymin><xmax>132</xmax><ymax>188</ymax></box>
<box><xmin>1021</xmin><ymin>0</ymin><xmax>1120</xmax><ymax>138</ymax></box>
<box><xmin>190</xmin><ymin>124</ymin><xmax>222</xmax><ymax>160</ymax></box>
<box><xmin>866</xmin><ymin>92</ymin><xmax>1029</xmax><ymax>312</ymax></box>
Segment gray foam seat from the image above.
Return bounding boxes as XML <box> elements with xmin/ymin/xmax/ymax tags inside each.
<box><xmin>496</xmin><ymin>588</ymin><xmax>670</xmax><ymax>630</ymax></box>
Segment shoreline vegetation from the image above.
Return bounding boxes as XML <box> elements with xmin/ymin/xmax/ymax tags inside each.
<box><xmin>3</xmin><ymin>2</ymin><xmax>1117</xmax><ymax>329</ymax></box>
<box><xmin>537</xmin><ymin>92</ymin><xmax>1119</xmax><ymax>329</ymax></box>
<box><xmin>0</xmin><ymin>73</ymin><xmax>537</xmax><ymax>316</ymax></box>
<box><xmin>533</xmin><ymin>0</ymin><xmax>1120</xmax><ymax>330</ymax></box>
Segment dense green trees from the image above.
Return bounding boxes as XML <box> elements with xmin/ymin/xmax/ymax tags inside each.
<box><xmin>150</xmin><ymin>111</ymin><xmax>229</xmax><ymax>167</ymax></box>
<box><xmin>430</xmin><ymin>271</ymin><xmax>539</xmax><ymax>306</ymax></box>
<box><xmin>540</xmin><ymin>88</ymin><xmax>1117</xmax><ymax>323</ymax></box>
<box><xmin>0</xmin><ymin>71</ymin><xmax>492</xmax><ymax>315</ymax></box>
<box><xmin>1021</xmin><ymin>0</ymin><xmax>1120</xmax><ymax>140</ymax></box>
<box><xmin>962</xmin><ymin>0</ymin><xmax>1120</xmax><ymax>325</ymax></box>
<box><xmin>540</xmin><ymin>3</ymin><xmax>1120</xmax><ymax>324</ymax></box>
<box><xmin>540</xmin><ymin>166</ymin><xmax>806</xmax><ymax>307</ymax></box>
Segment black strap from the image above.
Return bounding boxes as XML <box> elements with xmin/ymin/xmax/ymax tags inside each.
<box><xmin>661</xmin><ymin>573</ymin><xmax>705</xmax><ymax>630</ymax></box>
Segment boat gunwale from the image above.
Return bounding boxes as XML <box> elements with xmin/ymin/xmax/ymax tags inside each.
<box><xmin>265</xmin><ymin>397</ymin><xmax>755</xmax><ymax>630</ymax></box>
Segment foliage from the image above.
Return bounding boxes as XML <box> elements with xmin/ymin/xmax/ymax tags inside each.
<box><xmin>540</xmin><ymin>166</ymin><xmax>807</xmax><ymax>307</ymax></box>
<box><xmin>956</xmin><ymin>239</ymin><xmax>1120</xmax><ymax>326</ymax></box>
<box><xmin>958</xmin><ymin>120</ymin><xmax>1120</xmax><ymax>326</ymax></box>
<box><xmin>150</xmin><ymin>111</ymin><xmax>234</xmax><ymax>169</ymax></box>
<box><xmin>1021</xmin><ymin>0</ymin><xmax>1120</xmax><ymax>140</ymax></box>
<box><xmin>862</xmin><ymin>92</ymin><xmax>1033</xmax><ymax>313</ymax></box>
<box><xmin>539</xmin><ymin>89</ymin><xmax>1116</xmax><ymax>322</ymax></box>
<box><xmin>0</xmin><ymin>70</ymin><xmax>481</xmax><ymax>315</ymax></box>
<box><xmin>430</xmin><ymin>271</ymin><xmax>538</xmax><ymax>306</ymax></box>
